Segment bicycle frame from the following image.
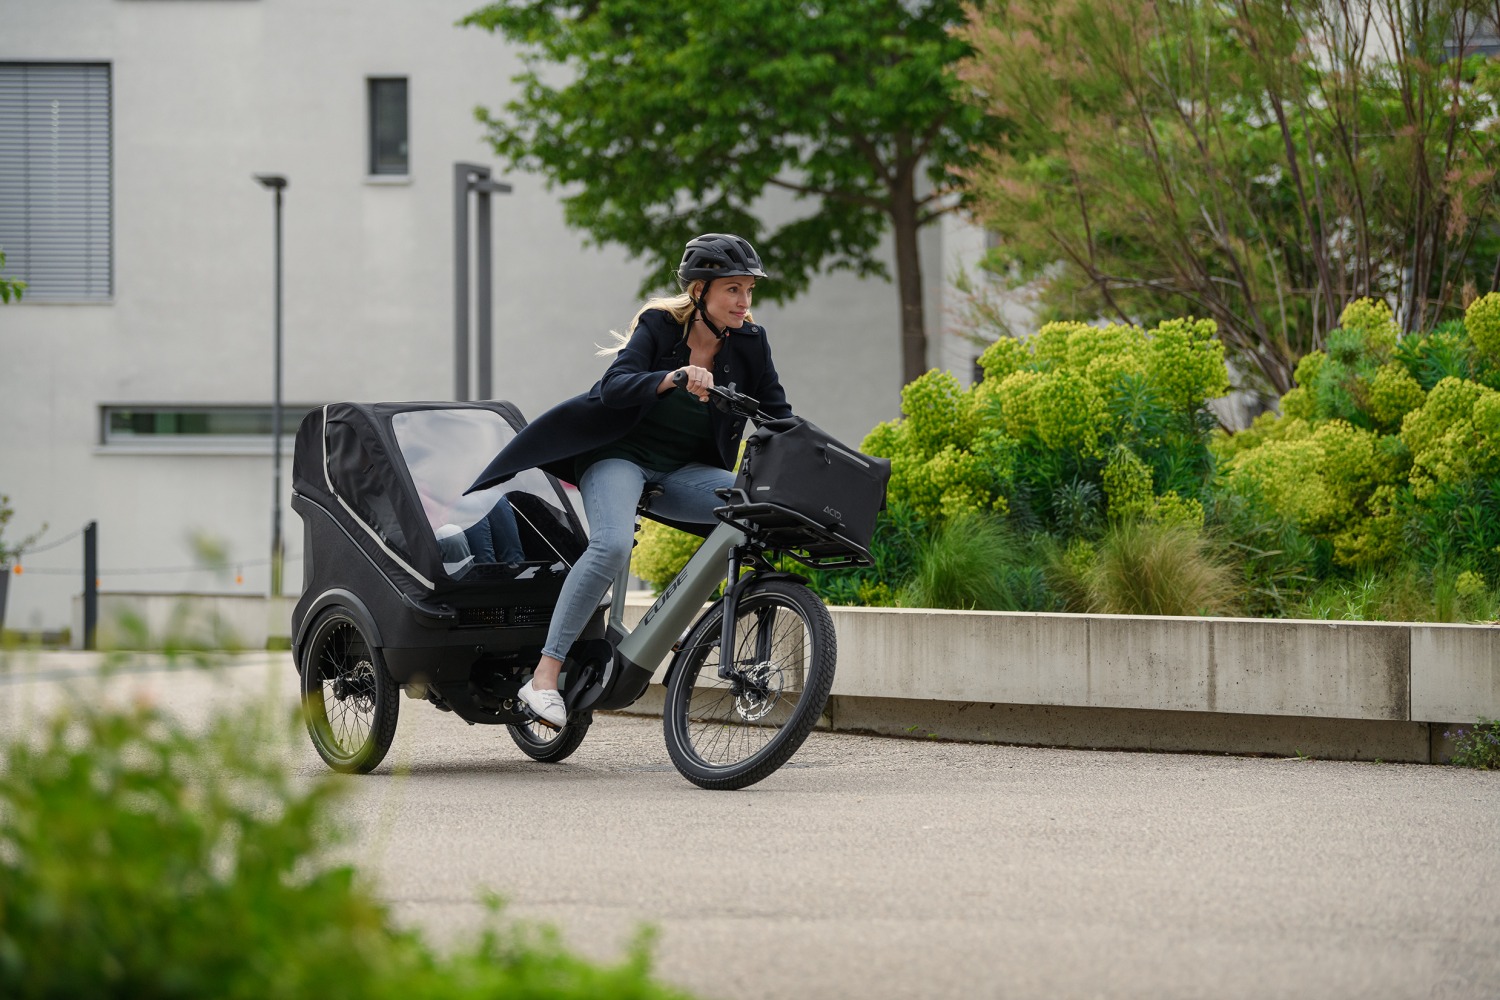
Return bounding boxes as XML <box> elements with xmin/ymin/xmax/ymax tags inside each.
<box><xmin>584</xmin><ymin>518</ymin><xmax>747</xmax><ymax>711</ymax></box>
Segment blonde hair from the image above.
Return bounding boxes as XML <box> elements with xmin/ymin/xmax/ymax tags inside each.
<box><xmin>595</xmin><ymin>280</ymin><xmax>754</xmax><ymax>356</ymax></box>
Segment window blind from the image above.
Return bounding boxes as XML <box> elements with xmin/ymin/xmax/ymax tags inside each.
<box><xmin>0</xmin><ymin>63</ymin><xmax>113</xmax><ymax>301</ymax></box>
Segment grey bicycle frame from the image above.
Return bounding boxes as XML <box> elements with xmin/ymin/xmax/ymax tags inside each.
<box><xmin>604</xmin><ymin>519</ymin><xmax>745</xmax><ymax>687</ymax></box>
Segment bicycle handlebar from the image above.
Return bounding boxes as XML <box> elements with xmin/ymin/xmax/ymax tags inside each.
<box><xmin>671</xmin><ymin>370</ymin><xmax>761</xmax><ymax>419</ymax></box>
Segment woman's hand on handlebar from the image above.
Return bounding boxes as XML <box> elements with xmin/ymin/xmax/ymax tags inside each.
<box><xmin>671</xmin><ymin>371</ymin><xmax>763</xmax><ymax>418</ymax></box>
<box><xmin>666</xmin><ymin>366</ymin><xmax>714</xmax><ymax>402</ymax></box>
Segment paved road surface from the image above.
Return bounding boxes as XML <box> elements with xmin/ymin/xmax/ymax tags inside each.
<box><xmin>4</xmin><ymin>651</ymin><xmax>1498</xmax><ymax>1000</ymax></box>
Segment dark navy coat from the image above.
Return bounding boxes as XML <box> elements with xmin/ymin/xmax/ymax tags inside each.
<box><xmin>468</xmin><ymin>308</ymin><xmax>793</xmax><ymax>493</ymax></box>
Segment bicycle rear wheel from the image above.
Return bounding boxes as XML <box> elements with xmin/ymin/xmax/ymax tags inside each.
<box><xmin>663</xmin><ymin>579</ymin><xmax>836</xmax><ymax>790</ymax></box>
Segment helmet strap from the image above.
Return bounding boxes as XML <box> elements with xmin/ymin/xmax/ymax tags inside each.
<box><xmin>692</xmin><ymin>278</ymin><xmax>727</xmax><ymax>341</ymax></box>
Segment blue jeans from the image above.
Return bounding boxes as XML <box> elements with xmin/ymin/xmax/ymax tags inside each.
<box><xmin>541</xmin><ymin>458</ymin><xmax>734</xmax><ymax>662</ymax></box>
<box><xmin>462</xmin><ymin>495</ymin><xmax>524</xmax><ymax>565</ymax></box>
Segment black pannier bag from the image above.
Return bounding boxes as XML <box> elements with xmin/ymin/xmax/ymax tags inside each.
<box><xmin>728</xmin><ymin>416</ymin><xmax>891</xmax><ymax>565</ymax></box>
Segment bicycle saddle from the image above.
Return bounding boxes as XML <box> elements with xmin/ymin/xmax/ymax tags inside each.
<box><xmin>637</xmin><ymin>482</ymin><xmax>666</xmax><ymax>514</ymax></box>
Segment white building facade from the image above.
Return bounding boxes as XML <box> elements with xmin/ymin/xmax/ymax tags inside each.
<box><xmin>0</xmin><ymin>0</ymin><xmax>988</xmax><ymax>633</ymax></box>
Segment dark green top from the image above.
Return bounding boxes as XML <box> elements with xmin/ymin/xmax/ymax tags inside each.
<box><xmin>575</xmin><ymin>387</ymin><xmax>717</xmax><ymax>479</ymax></box>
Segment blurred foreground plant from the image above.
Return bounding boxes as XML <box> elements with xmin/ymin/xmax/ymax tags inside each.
<box><xmin>0</xmin><ymin>697</ymin><xmax>691</xmax><ymax>1000</ymax></box>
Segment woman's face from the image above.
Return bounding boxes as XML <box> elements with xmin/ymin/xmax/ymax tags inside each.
<box><xmin>699</xmin><ymin>276</ymin><xmax>755</xmax><ymax>330</ymax></box>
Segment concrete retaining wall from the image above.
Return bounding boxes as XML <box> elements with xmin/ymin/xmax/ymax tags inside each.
<box><xmin>76</xmin><ymin>592</ymin><xmax>1497</xmax><ymax>761</ymax></box>
<box><xmin>619</xmin><ymin>601</ymin><xmax>1493</xmax><ymax>763</ymax></box>
<box><xmin>826</xmin><ymin>608</ymin><xmax>1416</xmax><ymax>720</ymax></box>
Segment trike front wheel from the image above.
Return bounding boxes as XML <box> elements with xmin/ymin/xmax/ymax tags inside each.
<box><xmin>299</xmin><ymin>606</ymin><xmax>399</xmax><ymax>774</ymax></box>
<box><xmin>663</xmin><ymin>579</ymin><xmax>836</xmax><ymax>790</ymax></box>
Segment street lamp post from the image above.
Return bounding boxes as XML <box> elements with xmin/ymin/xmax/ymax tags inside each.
<box><xmin>453</xmin><ymin>163</ymin><xmax>511</xmax><ymax>400</ymax></box>
<box><xmin>254</xmin><ymin>172</ymin><xmax>288</xmax><ymax>597</ymax></box>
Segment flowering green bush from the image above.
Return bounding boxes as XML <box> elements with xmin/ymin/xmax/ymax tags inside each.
<box><xmin>865</xmin><ymin>317</ymin><xmax>1228</xmax><ymax>528</ymax></box>
<box><xmin>1216</xmin><ymin>296</ymin><xmax>1500</xmax><ymax>585</ymax></box>
<box><xmin>1465</xmin><ymin>293</ymin><xmax>1500</xmax><ymax>359</ymax></box>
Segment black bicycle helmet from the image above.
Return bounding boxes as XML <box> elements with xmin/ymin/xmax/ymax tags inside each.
<box><xmin>676</xmin><ymin>233</ymin><xmax>768</xmax><ymax>287</ymax></box>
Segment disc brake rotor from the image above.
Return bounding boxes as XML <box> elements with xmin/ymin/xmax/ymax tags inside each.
<box><xmin>333</xmin><ymin>659</ymin><xmax>377</xmax><ymax>712</ymax></box>
<box><xmin>733</xmin><ymin>661</ymin><xmax>784</xmax><ymax>722</ymax></box>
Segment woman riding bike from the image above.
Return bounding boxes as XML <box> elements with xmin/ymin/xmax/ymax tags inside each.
<box><xmin>471</xmin><ymin>233</ymin><xmax>794</xmax><ymax>728</ymax></box>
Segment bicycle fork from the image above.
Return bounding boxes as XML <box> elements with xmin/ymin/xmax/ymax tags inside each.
<box><xmin>715</xmin><ymin>546</ymin><xmax>780</xmax><ymax>698</ymax></box>
<box><xmin>718</xmin><ymin>545</ymin><xmax>745</xmax><ymax>682</ymax></box>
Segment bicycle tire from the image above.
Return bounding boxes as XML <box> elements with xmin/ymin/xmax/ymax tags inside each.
<box><xmin>299</xmin><ymin>606</ymin><xmax>400</xmax><ymax>774</ymax></box>
<box><xmin>663</xmin><ymin>579</ymin><xmax>836</xmax><ymax>790</ymax></box>
<box><xmin>507</xmin><ymin>715</ymin><xmax>591</xmax><ymax>763</ymax></box>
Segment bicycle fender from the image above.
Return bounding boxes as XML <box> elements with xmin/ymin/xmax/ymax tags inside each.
<box><xmin>749</xmin><ymin>569</ymin><xmax>810</xmax><ymax>586</ymax></box>
<box><xmin>292</xmin><ymin>588</ymin><xmax>384</xmax><ymax>667</ymax></box>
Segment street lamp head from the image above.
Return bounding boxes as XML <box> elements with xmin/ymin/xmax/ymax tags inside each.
<box><xmin>254</xmin><ymin>173</ymin><xmax>288</xmax><ymax>190</ymax></box>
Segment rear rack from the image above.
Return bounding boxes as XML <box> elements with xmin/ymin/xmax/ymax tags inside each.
<box><xmin>712</xmin><ymin>499</ymin><xmax>874</xmax><ymax>569</ymax></box>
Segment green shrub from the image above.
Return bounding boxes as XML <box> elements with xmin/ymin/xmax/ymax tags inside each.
<box><xmin>630</xmin><ymin>519</ymin><xmax>704</xmax><ymax>593</ymax></box>
<box><xmin>0</xmin><ymin>697</ymin><xmax>691</xmax><ymax>1000</ymax></box>
<box><xmin>1444</xmin><ymin>718</ymin><xmax>1500</xmax><ymax>769</ymax></box>
<box><xmin>1465</xmin><ymin>292</ymin><xmax>1500</xmax><ymax>359</ymax></box>
<box><xmin>866</xmin><ymin>317</ymin><xmax>1227</xmax><ymax>532</ymax></box>
<box><xmin>1213</xmin><ymin>296</ymin><xmax>1500</xmax><ymax>594</ymax></box>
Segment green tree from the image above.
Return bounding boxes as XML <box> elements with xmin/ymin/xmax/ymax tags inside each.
<box><xmin>462</xmin><ymin>0</ymin><xmax>1004</xmax><ymax>387</ymax></box>
<box><xmin>955</xmin><ymin>0</ymin><xmax>1500</xmax><ymax>397</ymax></box>
<box><xmin>0</xmin><ymin>250</ymin><xmax>24</xmax><ymax>303</ymax></box>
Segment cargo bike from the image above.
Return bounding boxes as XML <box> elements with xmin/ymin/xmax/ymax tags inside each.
<box><xmin>289</xmin><ymin>381</ymin><xmax>890</xmax><ymax>789</ymax></box>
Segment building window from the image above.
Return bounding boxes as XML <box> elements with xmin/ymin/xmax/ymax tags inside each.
<box><xmin>102</xmin><ymin>405</ymin><xmax>313</xmax><ymax>450</ymax></box>
<box><xmin>0</xmin><ymin>62</ymin><xmax>113</xmax><ymax>301</ymax></box>
<box><xmin>368</xmin><ymin>77</ymin><xmax>409</xmax><ymax>176</ymax></box>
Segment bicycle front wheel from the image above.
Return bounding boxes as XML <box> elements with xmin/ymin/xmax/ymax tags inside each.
<box><xmin>663</xmin><ymin>579</ymin><xmax>836</xmax><ymax>790</ymax></box>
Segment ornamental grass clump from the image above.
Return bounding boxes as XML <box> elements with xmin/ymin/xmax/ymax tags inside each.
<box><xmin>1069</xmin><ymin>520</ymin><xmax>1236</xmax><ymax>617</ymax></box>
<box><xmin>896</xmin><ymin>513</ymin><xmax>1052</xmax><ymax>612</ymax></box>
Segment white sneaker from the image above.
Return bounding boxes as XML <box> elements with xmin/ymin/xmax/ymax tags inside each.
<box><xmin>518</xmin><ymin>679</ymin><xmax>567</xmax><ymax>728</ymax></box>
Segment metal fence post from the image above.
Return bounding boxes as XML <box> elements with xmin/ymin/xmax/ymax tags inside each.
<box><xmin>83</xmin><ymin>520</ymin><xmax>97</xmax><ymax>650</ymax></box>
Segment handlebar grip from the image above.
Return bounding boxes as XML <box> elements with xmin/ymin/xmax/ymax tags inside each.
<box><xmin>672</xmin><ymin>370</ymin><xmax>688</xmax><ymax>389</ymax></box>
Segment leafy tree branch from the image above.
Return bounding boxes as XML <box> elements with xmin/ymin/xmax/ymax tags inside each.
<box><xmin>462</xmin><ymin>0</ymin><xmax>1006</xmax><ymax>387</ymax></box>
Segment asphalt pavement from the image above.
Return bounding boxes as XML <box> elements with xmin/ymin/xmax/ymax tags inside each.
<box><xmin>3</xmin><ymin>650</ymin><xmax>1497</xmax><ymax>1000</ymax></box>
